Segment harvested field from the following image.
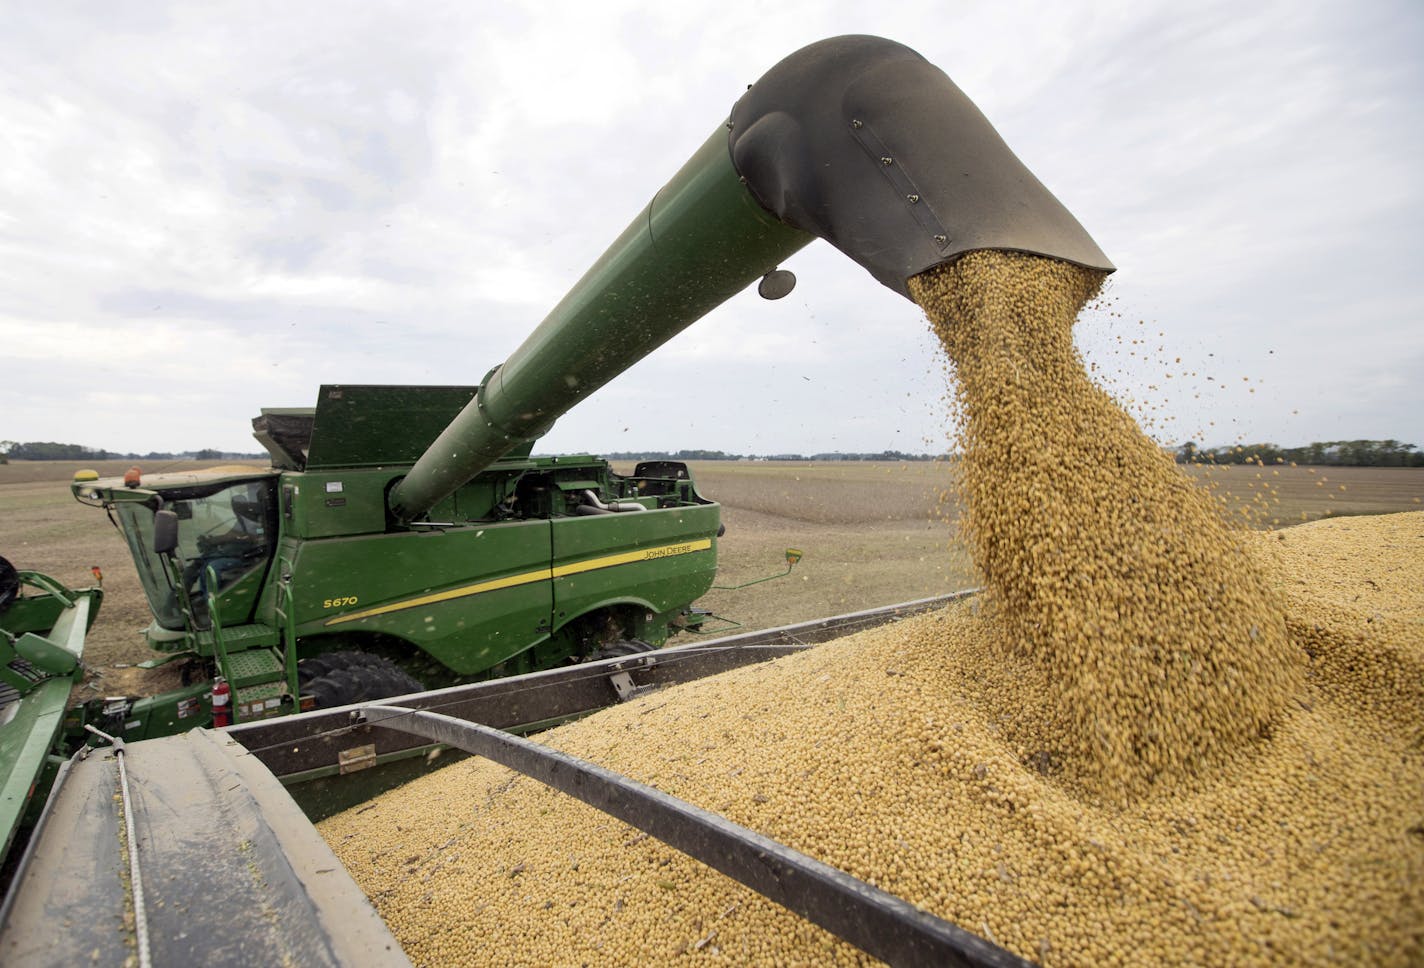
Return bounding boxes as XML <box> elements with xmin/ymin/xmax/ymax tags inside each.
<box><xmin>671</xmin><ymin>459</ymin><xmax>1424</xmax><ymax>637</ymax></box>
<box><xmin>667</xmin><ymin>460</ymin><xmax>972</xmax><ymax>635</ymax></box>
<box><xmin>1</xmin><ymin>458</ymin><xmax>1421</xmax><ymax>697</ymax></box>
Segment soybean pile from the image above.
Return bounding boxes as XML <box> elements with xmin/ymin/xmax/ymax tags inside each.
<box><xmin>321</xmin><ymin>253</ymin><xmax>1423</xmax><ymax>966</ymax></box>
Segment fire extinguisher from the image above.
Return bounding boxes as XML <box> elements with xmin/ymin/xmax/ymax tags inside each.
<box><xmin>212</xmin><ymin>676</ymin><xmax>232</xmax><ymax>728</ymax></box>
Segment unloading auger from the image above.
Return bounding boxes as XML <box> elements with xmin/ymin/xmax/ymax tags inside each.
<box><xmin>388</xmin><ymin>34</ymin><xmax>1112</xmax><ymax>522</ymax></box>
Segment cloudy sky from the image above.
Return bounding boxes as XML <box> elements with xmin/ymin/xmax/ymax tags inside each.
<box><xmin>2</xmin><ymin>0</ymin><xmax>1420</xmax><ymax>457</ymax></box>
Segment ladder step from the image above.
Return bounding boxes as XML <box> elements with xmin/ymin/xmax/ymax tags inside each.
<box><xmin>206</xmin><ymin>622</ymin><xmax>278</xmax><ymax>649</ymax></box>
<box><xmin>224</xmin><ymin>648</ymin><xmax>285</xmax><ymax>688</ymax></box>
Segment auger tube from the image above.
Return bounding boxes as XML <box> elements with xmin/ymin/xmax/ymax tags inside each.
<box><xmin>388</xmin><ymin>34</ymin><xmax>1112</xmax><ymax>522</ymax></box>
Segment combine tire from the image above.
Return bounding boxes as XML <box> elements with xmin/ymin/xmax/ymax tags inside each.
<box><xmin>298</xmin><ymin>650</ymin><xmax>423</xmax><ymax>709</ymax></box>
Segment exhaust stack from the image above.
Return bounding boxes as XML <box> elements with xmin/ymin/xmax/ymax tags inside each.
<box><xmin>388</xmin><ymin>35</ymin><xmax>1111</xmax><ymax>522</ymax></box>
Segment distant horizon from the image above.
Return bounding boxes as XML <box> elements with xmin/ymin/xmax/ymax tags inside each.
<box><xmin>6</xmin><ymin>436</ymin><xmax>1421</xmax><ymax>463</ymax></box>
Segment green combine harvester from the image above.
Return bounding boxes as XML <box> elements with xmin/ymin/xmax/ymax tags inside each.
<box><xmin>70</xmin><ymin>409</ymin><xmax>725</xmax><ymax>735</ymax></box>
<box><xmin>2</xmin><ymin>35</ymin><xmax>1111</xmax><ymax>966</ymax></box>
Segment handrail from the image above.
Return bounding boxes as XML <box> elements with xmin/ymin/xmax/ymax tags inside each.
<box><xmin>16</xmin><ymin>571</ymin><xmax>77</xmax><ymax>608</ymax></box>
<box><xmin>274</xmin><ymin>559</ymin><xmax>300</xmax><ymax>702</ymax></box>
<box><xmin>204</xmin><ymin>565</ymin><xmax>237</xmax><ymax>715</ymax></box>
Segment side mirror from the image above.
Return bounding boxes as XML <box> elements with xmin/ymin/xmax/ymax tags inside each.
<box><xmin>153</xmin><ymin>509</ymin><xmax>180</xmax><ymax>556</ymax></box>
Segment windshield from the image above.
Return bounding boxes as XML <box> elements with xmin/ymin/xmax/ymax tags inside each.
<box><xmin>117</xmin><ymin>478</ymin><xmax>278</xmax><ymax>630</ymax></box>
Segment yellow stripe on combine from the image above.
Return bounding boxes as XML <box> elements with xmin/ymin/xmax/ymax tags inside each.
<box><xmin>550</xmin><ymin>538</ymin><xmax>711</xmax><ymax>578</ymax></box>
<box><xmin>324</xmin><ymin>537</ymin><xmax>712</xmax><ymax>627</ymax></box>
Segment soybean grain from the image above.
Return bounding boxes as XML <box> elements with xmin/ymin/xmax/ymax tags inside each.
<box><xmin>321</xmin><ymin>253</ymin><xmax>1421</xmax><ymax>966</ymax></box>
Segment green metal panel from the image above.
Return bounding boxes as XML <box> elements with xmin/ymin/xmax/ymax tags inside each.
<box><xmin>305</xmin><ymin>385</ymin><xmax>477</xmax><ymax>469</ymax></box>
<box><xmin>123</xmin><ymin>680</ymin><xmax>214</xmax><ymax>740</ymax></box>
<box><xmin>283</xmin><ymin>469</ymin><xmax>395</xmax><ymax>539</ymax></box>
<box><xmin>550</xmin><ymin>504</ymin><xmax>719</xmax><ymax>634</ymax></box>
<box><xmin>0</xmin><ymin>598</ymin><xmax>65</xmax><ymax>637</ymax></box>
<box><xmin>390</xmin><ymin>129</ymin><xmax>814</xmax><ymax>520</ymax></box>
<box><xmin>0</xmin><ymin>586</ymin><xmax>96</xmax><ymax>862</ymax></box>
<box><xmin>0</xmin><ymin>676</ymin><xmax>73</xmax><ymax>860</ymax></box>
<box><xmin>281</xmin><ymin>519</ymin><xmax>555</xmax><ymax>676</ymax></box>
<box><xmin>11</xmin><ymin>630</ymin><xmax>78</xmax><ymax>677</ymax></box>
<box><xmin>281</xmin><ymin>464</ymin><xmax>536</xmax><ymax>541</ymax></box>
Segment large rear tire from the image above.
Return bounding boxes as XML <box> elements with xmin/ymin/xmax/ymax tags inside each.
<box><xmin>297</xmin><ymin>650</ymin><xmax>423</xmax><ymax>709</ymax></box>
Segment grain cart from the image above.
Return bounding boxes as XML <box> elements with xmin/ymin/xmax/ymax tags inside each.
<box><xmin>4</xmin><ymin>596</ymin><xmax>1006</xmax><ymax>967</ymax></box>
<box><xmin>68</xmin><ymin>31</ymin><xmax>1107</xmax><ymax>747</ymax></box>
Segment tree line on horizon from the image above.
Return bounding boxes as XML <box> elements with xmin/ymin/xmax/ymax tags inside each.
<box><xmin>0</xmin><ymin>441</ymin><xmax>265</xmax><ymax>463</ymax></box>
<box><xmin>1176</xmin><ymin>439</ymin><xmax>1424</xmax><ymax>467</ymax></box>
<box><xmin>5</xmin><ymin>439</ymin><xmax>1422</xmax><ymax>467</ymax></box>
<box><xmin>601</xmin><ymin>449</ymin><xmax>945</xmax><ymax>463</ymax></box>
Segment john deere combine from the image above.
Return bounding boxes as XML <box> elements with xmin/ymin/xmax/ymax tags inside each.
<box><xmin>71</xmin><ymin>401</ymin><xmax>722</xmax><ymax>734</ymax></box>
<box><xmin>3</xmin><ymin>36</ymin><xmax>1110</xmax><ymax>966</ymax></box>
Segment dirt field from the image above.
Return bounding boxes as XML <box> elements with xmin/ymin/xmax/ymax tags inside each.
<box><xmin>667</xmin><ymin>460</ymin><xmax>973</xmax><ymax>635</ymax></box>
<box><xmin>3</xmin><ymin>458</ymin><xmax>1421</xmax><ymax>703</ymax></box>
